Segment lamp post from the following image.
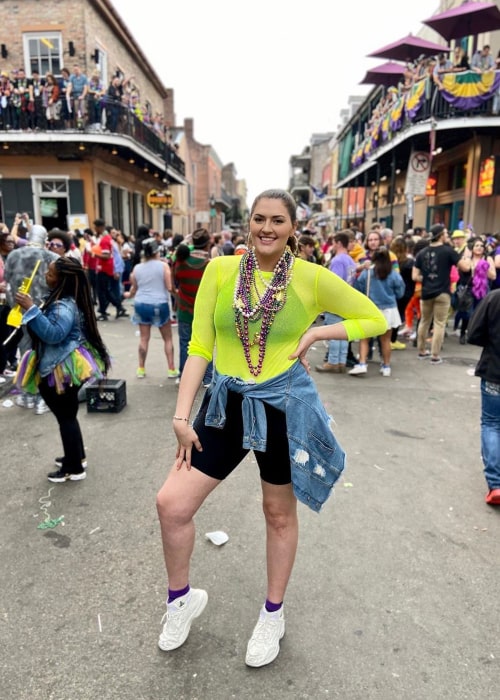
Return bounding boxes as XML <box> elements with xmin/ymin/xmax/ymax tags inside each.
<box><xmin>209</xmin><ymin>194</ymin><xmax>216</xmax><ymax>233</ymax></box>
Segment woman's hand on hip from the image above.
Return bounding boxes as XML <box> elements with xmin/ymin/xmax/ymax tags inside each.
<box><xmin>289</xmin><ymin>327</ymin><xmax>318</xmax><ymax>373</ymax></box>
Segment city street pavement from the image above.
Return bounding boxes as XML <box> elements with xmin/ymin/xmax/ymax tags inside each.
<box><xmin>1</xmin><ymin>308</ymin><xmax>499</xmax><ymax>700</ymax></box>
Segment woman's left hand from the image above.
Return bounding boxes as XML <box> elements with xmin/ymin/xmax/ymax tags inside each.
<box><xmin>289</xmin><ymin>327</ymin><xmax>317</xmax><ymax>374</ymax></box>
<box><xmin>14</xmin><ymin>291</ymin><xmax>34</xmax><ymax>310</ymax></box>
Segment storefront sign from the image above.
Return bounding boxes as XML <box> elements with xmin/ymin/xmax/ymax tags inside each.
<box><xmin>146</xmin><ymin>189</ymin><xmax>174</xmax><ymax>209</ymax></box>
<box><xmin>67</xmin><ymin>213</ymin><xmax>89</xmax><ymax>230</ymax></box>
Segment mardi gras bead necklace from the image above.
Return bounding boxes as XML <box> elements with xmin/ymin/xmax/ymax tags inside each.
<box><xmin>233</xmin><ymin>247</ymin><xmax>294</xmax><ymax>376</ymax></box>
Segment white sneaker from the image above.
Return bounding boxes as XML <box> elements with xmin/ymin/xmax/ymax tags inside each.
<box><xmin>16</xmin><ymin>393</ymin><xmax>35</xmax><ymax>408</ymax></box>
<box><xmin>348</xmin><ymin>363</ymin><xmax>367</xmax><ymax>376</ymax></box>
<box><xmin>381</xmin><ymin>366</ymin><xmax>391</xmax><ymax>377</ymax></box>
<box><xmin>158</xmin><ymin>588</ymin><xmax>208</xmax><ymax>651</ymax></box>
<box><xmin>35</xmin><ymin>398</ymin><xmax>50</xmax><ymax>415</ymax></box>
<box><xmin>245</xmin><ymin>606</ymin><xmax>285</xmax><ymax>668</ymax></box>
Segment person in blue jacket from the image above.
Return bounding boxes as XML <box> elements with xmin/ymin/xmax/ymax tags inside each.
<box><xmin>349</xmin><ymin>246</ymin><xmax>403</xmax><ymax>377</ymax></box>
<box><xmin>14</xmin><ymin>257</ymin><xmax>111</xmax><ymax>482</ymax></box>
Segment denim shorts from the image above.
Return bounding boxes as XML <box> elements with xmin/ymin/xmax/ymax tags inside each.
<box><xmin>132</xmin><ymin>301</ymin><xmax>170</xmax><ymax>327</ymax></box>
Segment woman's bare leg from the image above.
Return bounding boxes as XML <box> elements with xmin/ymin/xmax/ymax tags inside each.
<box><xmin>138</xmin><ymin>324</ymin><xmax>151</xmax><ymax>370</ymax></box>
<box><xmin>156</xmin><ymin>466</ymin><xmax>220</xmax><ymax>589</ymax></box>
<box><xmin>159</xmin><ymin>322</ymin><xmax>175</xmax><ymax>372</ymax></box>
<box><xmin>260</xmin><ymin>481</ymin><xmax>298</xmax><ymax>603</ymax></box>
<box><xmin>379</xmin><ymin>329</ymin><xmax>392</xmax><ymax>365</ymax></box>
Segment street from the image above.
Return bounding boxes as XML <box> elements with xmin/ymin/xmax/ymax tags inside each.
<box><xmin>1</xmin><ymin>312</ymin><xmax>499</xmax><ymax>700</ymax></box>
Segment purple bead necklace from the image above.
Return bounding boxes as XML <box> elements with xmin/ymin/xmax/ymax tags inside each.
<box><xmin>233</xmin><ymin>247</ymin><xmax>294</xmax><ymax>376</ymax></box>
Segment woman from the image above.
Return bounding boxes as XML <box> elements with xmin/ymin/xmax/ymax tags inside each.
<box><xmin>155</xmin><ymin>189</ymin><xmax>386</xmax><ymax>667</ymax></box>
<box><xmin>350</xmin><ymin>246</ymin><xmax>404</xmax><ymax>377</ymax></box>
<box><xmin>297</xmin><ymin>233</ymin><xmax>316</xmax><ymax>261</ymax></box>
<box><xmin>14</xmin><ymin>257</ymin><xmax>110</xmax><ymax>482</ymax></box>
<box><xmin>456</xmin><ymin>236</ymin><xmax>496</xmax><ymax>343</ymax></box>
<box><xmin>390</xmin><ymin>236</ymin><xmax>415</xmax><ymax>340</ymax></box>
<box><xmin>452</xmin><ymin>46</ymin><xmax>470</xmax><ymax>72</ymax></box>
<box><xmin>124</xmin><ymin>237</ymin><xmax>178</xmax><ymax>379</ymax></box>
<box><xmin>43</xmin><ymin>73</ymin><xmax>60</xmax><ymax>129</ymax></box>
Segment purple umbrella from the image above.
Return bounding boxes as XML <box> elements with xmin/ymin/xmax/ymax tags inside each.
<box><xmin>360</xmin><ymin>61</ymin><xmax>406</xmax><ymax>88</ymax></box>
<box><xmin>368</xmin><ymin>33</ymin><xmax>447</xmax><ymax>62</ymax></box>
<box><xmin>422</xmin><ymin>1</ymin><xmax>500</xmax><ymax>42</ymax></box>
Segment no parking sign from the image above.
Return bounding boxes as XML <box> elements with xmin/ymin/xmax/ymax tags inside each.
<box><xmin>404</xmin><ymin>151</ymin><xmax>431</xmax><ymax>196</ymax></box>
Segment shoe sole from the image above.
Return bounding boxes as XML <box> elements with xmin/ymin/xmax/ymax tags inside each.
<box><xmin>158</xmin><ymin>590</ymin><xmax>208</xmax><ymax>651</ymax></box>
<box><xmin>48</xmin><ymin>472</ymin><xmax>87</xmax><ymax>483</ymax></box>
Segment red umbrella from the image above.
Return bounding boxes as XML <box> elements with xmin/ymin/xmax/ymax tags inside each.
<box><xmin>359</xmin><ymin>61</ymin><xmax>406</xmax><ymax>88</ymax></box>
<box><xmin>422</xmin><ymin>1</ymin><xmax>500</xmax><ymax>41</ymax></box>
<box><xmin>368</xmin><ymin>33</ymin><xmax>447</xmax><ymax>62</ymax></box>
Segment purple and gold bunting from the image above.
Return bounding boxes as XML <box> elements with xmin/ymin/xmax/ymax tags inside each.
<box><xmin>440</xmin><ymin>70</ymin><xmax>500</xmax><ymax>109</ymax></box>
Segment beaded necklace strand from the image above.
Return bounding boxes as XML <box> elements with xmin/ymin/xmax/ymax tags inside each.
<box><xmin>233</xmin><ymin>247</ymin><xmax>294</xmax><ymax>376</ymax></box>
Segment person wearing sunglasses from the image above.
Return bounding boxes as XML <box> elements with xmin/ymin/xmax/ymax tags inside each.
<box><xmin>46</xmin><ymin>228</ymin><xmax>72</xmax><ymax>256</ymax></box>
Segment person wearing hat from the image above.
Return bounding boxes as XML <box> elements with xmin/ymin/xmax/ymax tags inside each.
<box><xmin>124</xmin><ymin>237</ymin><xmax>179</xmax><ymax>379</ymax></box>
<box><xmin>172</xmin><ymin>228</ymin><xmax>213</xmax><ymax>387</ymax></box>
<box><xmin>451</xmin><ymin>229</ymin><xmax>467</xmax><ymax>256</ymax></box>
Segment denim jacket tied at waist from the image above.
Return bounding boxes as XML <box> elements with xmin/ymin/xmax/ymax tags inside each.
<box><xmin>204</xmin><ymin>361</ymin><xmax>346</xmax><ymax>513</ymax></box>
<box><xmin>22</xmin><ymin>297</ymin><xmax>84</xmax><ymax>377</ymax></box>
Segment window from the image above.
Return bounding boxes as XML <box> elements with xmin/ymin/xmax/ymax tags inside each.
<box><xmin>23</xmin><ymin>32</ymin><xmax>62</xmax><ymax>76</ymax></box>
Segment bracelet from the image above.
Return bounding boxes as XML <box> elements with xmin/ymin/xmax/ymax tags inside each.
<box><xmin>173</xmin><ymin>416</ymin><xmax>189</xmax><ymax>422</ymax></box>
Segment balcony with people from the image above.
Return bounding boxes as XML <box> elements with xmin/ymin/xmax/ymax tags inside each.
<box><xmin>338</xmin><ymin>50</ymin><xmax>500</xmax><ymax>188</ymax></box>
<box><xmin>0</xmin><ymin>63</ymin><xmax>185</xmax><ymax>184</ymax></box>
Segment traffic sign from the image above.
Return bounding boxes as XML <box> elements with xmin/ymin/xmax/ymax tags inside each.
<box><xmin>404</xmin><ymin>151</ymin><xmax>431</xmax><ymax>196</ymax></box>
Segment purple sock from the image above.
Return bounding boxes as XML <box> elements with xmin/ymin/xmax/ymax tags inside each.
<box><xmin>265</xmin><ymin>599</ymin><xmax>283</xmax><ymax>613</ymax></box>
<box><xmin>167</xmin><ymin>584</ymin><xmax>190</xmax><ymax>603</ymax></box>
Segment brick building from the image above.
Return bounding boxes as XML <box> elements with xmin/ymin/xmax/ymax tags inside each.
<box><xmin>0</xmin><ymin>0</ymin><xmax>186</xmax><ymax>235</ymax></box>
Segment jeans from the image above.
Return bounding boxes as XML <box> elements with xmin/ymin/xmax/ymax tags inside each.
<box><xmin>178</xmin><ymin>320</ymin><xmax>192</xmax><ymax>374</ymax></box>
<box><xmin>178</xmin><ymin>319</ymin><xmax>213</xmax><ymax>384</ymax></box>
<box><xmin>418</xmin><ymin>292</ymin><xmax>450</xmax><ymax>356</ymax></box>
<box><xmin>480</xmin><ymin>379</ymin><xmax>500</xmax><ymax>490</ymax></box>
<box><xmin>38</xmin><ymin>378</ymin><xmax>85</xmax><ymax>472</ymax></box>
<box><xmin>324</xmin><ymin>312</ymin><xmax>348</xmax><ymax>364</ymax></box>
<box><xmin>97</xmin><ymin>272</ymin><xmax>121</xmax><ymax>315</ymax></box>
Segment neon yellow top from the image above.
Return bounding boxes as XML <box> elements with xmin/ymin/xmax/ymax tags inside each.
<box><xmin>189</xmin><ymin>256</ymin><xmax>387</xmax><ymax>382</ymax></box>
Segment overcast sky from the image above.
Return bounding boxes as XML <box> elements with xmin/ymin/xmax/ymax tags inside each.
<box><xmin>112</xmin><ymin>0</ymin><xmax>440</xmax><ymax>204</ymax></box>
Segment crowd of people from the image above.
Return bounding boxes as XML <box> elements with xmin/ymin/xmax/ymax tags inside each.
<box><xmin>2</xmin><ymin>196</ymin><xmax>500</xmax><ymax>668</ymax></box>
<box><xmin>0</xmin><ymin>64</ymin><xmax>172</xmax><ymax>141</ymax></box>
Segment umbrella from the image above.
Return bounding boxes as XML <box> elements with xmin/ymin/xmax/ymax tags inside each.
<box><xmin>422</xmin><ymin>1</ymin><xmax>500</xmax><ymax>42</ymax></box>
<box><xmin>360</xmin><ymin>61</ymin><xmax>406</xmax><ymax>88</ymax></box>
<box><xmin>367</xmin><ymin>33</ymin><xmax>447</xmax><ymax>62</ymax></box>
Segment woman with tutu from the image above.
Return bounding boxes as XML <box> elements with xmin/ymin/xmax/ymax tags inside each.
<box><xmin>15</xmin><ymin>257</ymin><xmax>111</xmax><ymax>482</ymax></box>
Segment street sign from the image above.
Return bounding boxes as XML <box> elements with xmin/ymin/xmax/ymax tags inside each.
<box><xmin>404</xmin><ymin>151</ymin><xmax>431</xmax><ymax>196</ymax></box>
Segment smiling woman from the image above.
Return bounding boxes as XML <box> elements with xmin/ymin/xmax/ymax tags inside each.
<box><xmin>154</xmin><ymin>188</ymin><xmax>387</xmax><ymax>667</ymax></box>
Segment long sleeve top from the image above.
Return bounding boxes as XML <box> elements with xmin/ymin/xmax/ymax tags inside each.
<box><xmin>189</xmin><ymin>256</ymin><xmax>387</xmax><ymax>382</ymax></box>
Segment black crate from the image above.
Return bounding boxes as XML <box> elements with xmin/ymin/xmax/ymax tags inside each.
<box><xmin>86</xmin><ymin>378</ymin><xmax>127</xmax><ymax>413</ymax></box>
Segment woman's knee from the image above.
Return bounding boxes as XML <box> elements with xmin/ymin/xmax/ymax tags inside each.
<box><xmin>262</xmin><ymin>494</ymin><xmax>297</xmax><ymax>530</ymax></box>
<box><xmin>156</xmin><ymin>482</ymin><xmax>188</xmax><ymax>526</ymax></box>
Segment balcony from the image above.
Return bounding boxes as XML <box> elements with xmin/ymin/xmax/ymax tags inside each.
<box><xmin>0</xmin><ymin>100</ymin><xmax>186</xmax><ymax>184</ymax></box>
<box><xmin>337</xmin><ymin>71</ymin><xmax>500</xmax><ymax>187</ymax></box>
